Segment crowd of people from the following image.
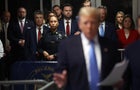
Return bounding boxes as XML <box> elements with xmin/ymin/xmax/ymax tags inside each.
<box><xmin>0</xmin><ymin>0</ymin><xmax>140</xmax><ymax>90</ymax></box>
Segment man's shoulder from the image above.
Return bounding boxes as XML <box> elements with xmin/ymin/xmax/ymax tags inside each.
<box><xmin>61</xmin><ymin>35</ymin><xmax>80</xmax><ymax>44</ymax></box>
<box><xmin>126</xmin><ymin>40</ymin><xmax>140</xmax><ymax>52</ymax></box>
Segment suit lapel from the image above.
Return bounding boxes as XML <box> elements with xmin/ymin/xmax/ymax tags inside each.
<box><xmin>77</xmin><ymin>35</ymin><xmax>90</xmax><ymax>88</ymax></box>
<box><xmin>33</xmin><ymin>26</ymin><xmax>37</xmax><ymax>45</ymax></box>
<box><xmin>23</xmin><ymin>19</ymin><xmax>28</xmax><ymax>33</ymax></box>
<box><xmin>99</xmin><ymin>37</ymin><xmax>110</xmax><ymax>81</ymax></box>
<box><xmin>16</xmin><ymin>19</ymin><xmax>21</xmax><ymax>33</ymax></box>
<box><xmin>104</xmin><ymin>22</ymin><xmax>108</xmax><ymax>37</ymax></box>
<box><xmin>43</xmin><ymin>26</ymin><xmax>47</xmax><ymax>37</ymax></box>
<box><xmin>71</xmin><ymin>20</ymin><xmax>74</xmax><ymax>35</ymax></box>
<box><xmin>62</xmin><ymin>20</ymin><xmax>65</xmax><ymax>33</ymax></box>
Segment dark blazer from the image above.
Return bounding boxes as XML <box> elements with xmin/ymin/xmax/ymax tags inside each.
<box><xmin>124</xmin><ymin>40</ymin><xmax>140</xmax><ymax>90</ymax></box>
<box><xmin>27</xmin><ymin>25</ymin><xmax>49</xmax><ymax>60</ymax></box>
<box><xmin>56</xmin><ymin>34</ymin><xmax>120</xmax><ymax>90</ymax></box>
<box><xmin>0</xmin><ymin>23</ymin><xmax>9</xmax><ymax>49</ymax></box>
<box><xmin>7</xmin><ymin>19</ymin><xmax>34</xmax><ymax>60</ymax></box>
<box><xmin>58</xmin><ymin>19</ymin><xmax>79</xmax><ymax>36</ymax></box>
<box><xmin>103</xmin><ymin>22</ymin><xmax>118</xmax><ymax>42</ymax></box>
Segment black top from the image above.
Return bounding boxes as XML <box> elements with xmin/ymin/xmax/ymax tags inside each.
<box><xmin>38</xmin><ymin>30</ymin><xmax>66</xmax><ymax>60</ymax></box>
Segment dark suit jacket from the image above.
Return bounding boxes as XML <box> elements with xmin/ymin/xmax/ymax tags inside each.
<box><xmin>103</xmin><ymin>22</ymin><xmax>118</xmax><ymax>42</ymax></box>
<box><xmin>124</xmin><ymin>40</ymin><xmax>140</xmax><ymax>90</ymax></box>
<box><xmin>56</xmin><ymin>34</ymin><xmax>120</xmax><ymax>90</ymax></box>
<box><xmin>0</xmin><ymin>22</ymin><xmax>9</xmax><ymax>50</ymax></box>
<box><xmin>7</xmin><ymin>19</ymin><xmax>34</xmax><ymax>60</ymax></box>
<box><xmin>58</xmin><ymin>19</ymin><xmax>79</xmax><ymax>36</ymax></box>
<box><xmin>27</xmin><ymin>25</ymin><xmax>49</xmax><ymax>60</ymax></box>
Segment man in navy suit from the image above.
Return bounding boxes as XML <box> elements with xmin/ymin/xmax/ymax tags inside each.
<box><xmin>27</xmin><ymin>10</ymin><xmax>49</xmax><ymax>60</ymax></box>
<box><xmin>58</xmin><ymin>4</ymin><xmax>80</xmax><ymax>36</ymax></box>
<box><xmin>8</xmin><ymin>7</ymin><xmax>34</xmax><ymax>61</ymax></box>
<box><xmin>97</xmin><ymin>6</ymin><xmax>118</xmax><ymax>42</ymax></box>
<box><xmin>54</xmin><ymin>7</ymin><xmax>121</xmax><ymax>90</ymax></box>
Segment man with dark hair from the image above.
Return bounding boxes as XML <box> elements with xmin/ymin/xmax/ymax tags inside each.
<box><xmin>58</xmin><ymin>4</ymin><xmax>79</xmax><ymax>36</ymax></box>
<box><xmin>97</xmin><ymin>6</ymin><xmax>118</xmax><ymax>42</ymax></box>
<box><xmin>53</xmin><ymin>5</ymin><xmax>62</xmax><ymax>21</ymax></box>
<box><xmin>8</xmin><ymin>7</ymin><xmax>34</xmax><ymax>61</ymax></box>
<box><xmin>27</xmin><ymin>10</ymin><xmax>49</xmax><ymax>60</ymax></box>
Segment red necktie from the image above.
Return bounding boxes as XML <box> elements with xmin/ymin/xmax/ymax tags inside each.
<box><xmin>38</xmin><ymin>27</ymin><xmax>41</xmax><ymax>42</ymax></box>
<box><xmin>20</xmin><ymin>21</ymin><xmax>24</xmax><ymax>33</ymax></box>
<box><xmin>66</xmin><ymin>21</ymin><xmax>70</xmax><ymax>36</ymax></box>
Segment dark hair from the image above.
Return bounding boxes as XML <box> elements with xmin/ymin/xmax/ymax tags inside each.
<box><xmin>17</xmin><ymin>7</ymin><xmax>26</xmax><ymax>12</ymax></box>
<box><xmin>82</xmin><ymin>0</ymin><xmax>91</xmax><ymax>6</ymax></box>
<box><xmin>122</xmin><ymin>14</ymin><xmax>135</xmax><ymax>30</ymax></box>
<box><xmin>34</xmin><ymin>10</ymin><xmax>44</xmax><ymax>16</ymax></box>
<box><xmin>53</xmin><ymin>5</ymin><xmax>61</xmax><ymax>10</ymax></box>
<box><xmin>97</xmin><ymin>5</ymin><xmax>107</xmax><ymax>13</ymax></box>
<box><xmin>62</xmin><ymin>3</ymin><xmax>73</xmax><ymax>11</ymax></box>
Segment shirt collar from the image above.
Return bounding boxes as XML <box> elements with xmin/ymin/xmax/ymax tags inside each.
<box><xmin>64</xmin><ymin>19</ymin><xmax>72</xmax><ymax>23</ymax></box>
<box><xmin>36</xmin><ymin>25</ymin><xmax>43</xmax><ymax>30</ymax></box>
<box><xmin>18</xmin><ymin>18</ymin><xmax>26</xmax><ymax>22</ymax></box>
<box><xmin>101</xmin><ymin>21</ymin><xmax>105</xmax><ymax>25</ymax></box>
<box><xmin>81</xmin><ymin>33</ymin><xmax>99</xmax><ymax>45</ymax></box>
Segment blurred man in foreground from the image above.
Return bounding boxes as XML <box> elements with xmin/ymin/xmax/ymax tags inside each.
<box><xmin>54</xmin><ymin>7</ymin><xmax>120</xmax><ymax>90</ymax></box>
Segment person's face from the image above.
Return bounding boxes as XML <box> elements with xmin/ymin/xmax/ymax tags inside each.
<box><xmin>137</xmin><ymin>18</ymin><xmax>140</xmax><ymax>34</ymax></box>
<box><xmin>116</xmin><ymin>13</ymin><xmax>124</xmax><ymax>24</ymax></box>
<box><xmin>79</xmin><ymin>15</ymin><xmax>99</xmax><ymax>40</ymax></box>
<box><xmin>53</xmin><ymin>7</ymin><xmax>62</xmax><ymax>17</ymax></box>
<box><xmin>123</xmin><ymin>17</ymin><xmax>132</xmax><ymax>29</ymax></box>
<box><xmin>63</xmin><ymin>6</ymin><xmax>72</xmax><ymax>19</ymax></box>
<box><xmin>18</xmin><ymin>8</ymin><xmax>27</xmax><ymax>19</ymax></box>
<box><xmin>49</xmin><ymin>17</ymin><xmax>59</xmax><ymax>30</ymax></box>
<box><xmin>3</xmin><ymin>12</ymin><xmax>11</xmax><ymax>23</ymax></box>
<box><xmin>34</xmin><ymin>14</ymin><xmax>44</xmax><ymax>26</ymax></box>
<box><xmin>83</xmin><ymin>2</ymin><xmax>91</xmax><ymax>7</ymax></box>
<box><xmin>98</xmin><ymin>8</ymin><xmax>107</xmax><ymax>22</ymax></box>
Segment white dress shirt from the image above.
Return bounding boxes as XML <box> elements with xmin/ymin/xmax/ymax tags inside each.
<box><xmin>18</xmin><ymin>18</ymin><xmax>26</xmax><ymax>27</ymax></box>
<box><xmin>0</xmin><ymin>40</ymin><xmax>4</xmax><ymax>59</ymax></box>
<box><xmin>64</xmin><ymin>19</ymin><xmax>71</xmax><ymax>34</ymax></box>
<box><xmin>81</xmin><ymin>33</ymin><xmax>102</xmax><ymax>82</ymax></box>
<box><xmin>36</xmin><ymin>25</ymin><xmax>44</xmax><ymax>42</ymax></box>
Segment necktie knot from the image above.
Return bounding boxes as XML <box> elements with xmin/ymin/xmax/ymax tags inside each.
<box><xmin>38</xmin><ymin>27</ymin><xmax>41</xmax><ymax>31</ymax></box>
<box><xmin>99</xmin><ymin>23</ymin><xmax>104</xmax><ymax>37</ymax></box>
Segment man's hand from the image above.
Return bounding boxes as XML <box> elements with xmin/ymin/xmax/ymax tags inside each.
<box><xmin>43</xmin><ymin>51</ymin><xmax>49</xmax><ymax>58</ymax></box>
<box><xmin>47</xmin><ymin>55</ymin><xmax>55</xmax><ymax>60</ymax></box>
<box><xmin>53</xmin><ymin>70</ymin><xmax>67</xmax><ymax>88</ymax></box>
<box><xmin>19</xmin><ymin>39</ymin><xmax>25</xmax><ymax>47</ymax></box>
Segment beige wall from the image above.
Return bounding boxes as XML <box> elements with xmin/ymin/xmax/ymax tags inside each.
<box><xmin>91</xmin><ymin>0</ymin><xmax>101</xmax><ymax>7</ymax></box>
<box><xmin>133</xmin><ymin>0</ymin><xmax>140</xmax><ymax>26</ymax></box>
